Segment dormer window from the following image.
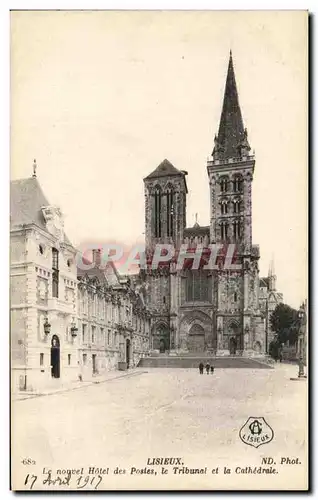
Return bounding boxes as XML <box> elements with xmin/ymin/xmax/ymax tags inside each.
<box><xmin>42</xmin><ymin>205</ymin><xmax>64</xmax><ymax>242</ymax></box>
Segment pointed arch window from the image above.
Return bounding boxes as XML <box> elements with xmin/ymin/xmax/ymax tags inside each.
<box><xmin>220</xmin><ymin>177</ymin><xmax>229</xmax><ymax>193</ymax></box>
<box><xmin>233</xmin><ymin>199</ymin><xmax>242</xmax><ymax>214</ymax></box>
<box><xmin>166</xmin><ymin>186</ymin><xmax>174</xmax><ymax>237</ymax></box>
<box><xmin>186</xmin><ymin>270</ymin><xmax>209</xmax><ymax>302</ymax></box>
<box><xmin>220</xmin><ymin>221</ymin><xmax>228</xmax><ymax>240</ymax></box>
<box><xmin>154</xmin><ymin>186</ymin><xmax>162</xmax><ymax>238</ymax></box>
<box><xmin>233</xmin><ymin>220</ymin><xmax>242</xmax><ymax>240</ymax></box>
<box><xmin>233</xmin><ymin>175</ymin><xmax>243</xmax><ymax>193</ymax></box>
<box><xmin>220</xmin><ymin>199</ymin><xmax>228</xmax><ymax>215</ymax></box>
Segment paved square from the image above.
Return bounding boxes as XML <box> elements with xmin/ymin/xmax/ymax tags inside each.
<box><xmin>12</xmin><ymin>364</ymin><xmax>307</xmax><ymax>490</ymax></box>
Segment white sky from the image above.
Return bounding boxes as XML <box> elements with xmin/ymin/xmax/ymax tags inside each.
<box><xmin>10</xmin><ymin>10</ymin><xmax>307</xmax><ymax>308</ymax></box>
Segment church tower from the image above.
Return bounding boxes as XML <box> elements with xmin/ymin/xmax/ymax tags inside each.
<box><xmin>143</xmin><ymin>159</ymin><xmax>188</xmax><ymax>353</ymax></box>
<box><xmin>207</xmin><ymin>52</ymin><xmax>263</xmax><ymax>354</ymax></box>
<box><xmin>207</xmin><ymin>51</ymin><xmax>254</xmax><ymax>252</ymax></box>
<box><xmin>144</xmin><ymin>159</ymin><xmax>188</xmax><ymax>252</ymax></box>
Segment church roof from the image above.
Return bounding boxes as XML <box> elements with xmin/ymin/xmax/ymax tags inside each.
<box><xmin>260</xmin><ymin>277</ymin><xmax>270</xmax><ymax>288</ymax></box>
<box><xmin>184</xmin><ymin>225</ymin><xmax>209</xmax><ymax>236</ymax></box>
<box><xmin>214</xmin><ymin>52</ymin><xmax>249</xmax><ymax>159</ymax></box>
<box><xmin>10</xmin><ymin>176</ymin><xmax>72</xmax><ymax>246</ymax></box>
<box><xmin>10</xmin><ymin>177</ymin><xmax>50</xmax><ymax>230</ymax></box>
<box><xmin>144</xmin><ymin>159</ymin><xmax>184</xmax><ymax>180</ymax></box>
<box><xmin>77</xmin><ymin>254</ymin><xmax>121</xmax><ymax>287</ymax></box>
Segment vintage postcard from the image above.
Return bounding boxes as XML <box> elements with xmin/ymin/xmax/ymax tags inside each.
<box><xmin>10</xmin><ymin>10</ymin><xmax>308</xmax><ymax>491</ymax></box>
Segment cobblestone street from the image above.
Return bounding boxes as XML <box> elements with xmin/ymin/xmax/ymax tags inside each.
<box><xmin>12</xmin><ymin>364</ymin><xmax>307</xmax><ymax>490</ymax></box>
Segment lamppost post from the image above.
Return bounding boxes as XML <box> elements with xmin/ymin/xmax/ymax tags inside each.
<box><xmin>297</xmin><ymin>306</ymin><xmax>306</xmax><ymax>378</ymax></box>
<box><xmin>291</xmin><ymin>303</ymin><xmax>307</xmax><ymax>381</ymax></box>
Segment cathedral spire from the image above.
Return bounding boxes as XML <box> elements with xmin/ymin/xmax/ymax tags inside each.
<box><xmin>213</xmin><ymin>52</ymin><xmax>250</xmax><ymax>160</ymax></box>
<box><xmin>268</xmin><ymin>256</ymin><xmax>275</xmax><ymax>278</ymax></box>
<box><xmin>268</xmin><ymin>256</ymin><xmax>277</xmax><ymax>291</ymax></box>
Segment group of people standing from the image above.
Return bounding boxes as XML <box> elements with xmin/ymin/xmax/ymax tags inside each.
<box><xmin>198</xmin><ymin>362</ymin><xmax>214</xmax><ymax>375</ymax></box>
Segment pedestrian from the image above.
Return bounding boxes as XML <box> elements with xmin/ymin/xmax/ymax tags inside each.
<box><xmin>210</xmin><ymin>365</ymin><xmax>214</xmax><ymax>374</ymax></box>
<box><xmin>199</xmin><ymin>362</ymin><xmax>204</xmax><ymax>375</ymax></box>
<box><xmin>205</xmin><ymin>362</ymin><xmax>210</xmax><ymax>374</ymax></box>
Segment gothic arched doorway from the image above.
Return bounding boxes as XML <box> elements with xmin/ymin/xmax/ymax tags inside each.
<box><xmin>51</xmin><ymin>335</ymin><xmax>60</xmax><ymax>378</ymax></box>
<box><xmin>152</xmin><ymin>324</ymin><xmax>170</xmax><ymax>353</ymax></box>
<box><xmin>229</xmin><ymin>336</ymin><xmax>237</xmax><ymax>355</ymax></box>
<box><xmin>188</xmin><ymin>324</ymin><xmax>205</xmax><ymax>353</ymax></box>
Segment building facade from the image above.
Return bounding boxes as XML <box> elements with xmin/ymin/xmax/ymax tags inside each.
<box><xmin>10</xmin><ymin>173</ymin><xmax>79</xmax><ymax>392</ymax></box>
<box><xmin>142</xmin><ymin>53</ymin><xmax>267</xmax><ymax>356</ymax></box>
<box><xmin>10</xmin><ymin>173</ymin><xmax>151</xmax><ymax>393</ymax></box>
<box><xmin>76</xmin><ymin>250</ymin><xmax>151</xmax><ymax>379</ymax></box>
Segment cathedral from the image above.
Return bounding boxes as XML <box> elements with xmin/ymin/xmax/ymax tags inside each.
<box><xmin>142</xmin><ymin>52</ymin><xmax>267</xmax><ymax>356</ymax></box>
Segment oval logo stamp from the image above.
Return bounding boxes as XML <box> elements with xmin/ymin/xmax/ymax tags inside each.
<box><xmin>239</xmin><ymin>417</ymin><xmax>274</xmax><ymax>448</ymax></box>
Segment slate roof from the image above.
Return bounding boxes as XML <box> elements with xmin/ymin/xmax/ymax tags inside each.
<box><xmin>260</xmin><ymin>277</ymin><xmax>270</xmax><ymax>288</ymax></box>
<box><xmin>214</xmin><ymin>52</ymin><xmax>249</xmax><ymax>159</ymax></box>
<box><xmin>184</xmin><ymin>225</ymin><xmax>210</xmax><ymax>236</ymax></box>
<box><xmin>144</xmin><ymin>159</ymin><xmax>184</xmax><ymax>180</ymax></box>
<box><xmin>10</xmin><ymin>177</ymin><xmax>50</xmax><ymax>230</ymax></box>
<box><xmin>10</xmin><ymin>176</ymin><xmax>72</xmax><ymax>246</ymax></box>
<box><xmin>76</xmin><ymin>254</ymin><xmax>121</xmax><ymax>287</ymax></box>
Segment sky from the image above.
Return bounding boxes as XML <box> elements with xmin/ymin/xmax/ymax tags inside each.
<box><xmin>10</xmin><ymin>10</ymin><xmax>308</xmax><ymax>308</ymax></box>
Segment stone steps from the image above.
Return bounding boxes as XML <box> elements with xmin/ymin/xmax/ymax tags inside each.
<box><xmin>138</xmin><ymin>356</ymin><xmax>272</xmax><ymax>369</ymax></box>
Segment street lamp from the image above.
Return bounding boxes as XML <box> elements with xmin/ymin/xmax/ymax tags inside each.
<box><xmin>297</xmin><ymin>308</ymin><xmax>306</xmax><ymax>378</ymax></box>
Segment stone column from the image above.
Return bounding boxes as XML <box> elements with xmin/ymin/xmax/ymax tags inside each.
<box><xmin>209</xmin><ymin>177</ymin><xmax>217</xmax><ymax>242</ymax></box>
<box><xmin>216</xmin><ymin>315</ymin><xmax>224</xmax><ymax>353</ymax></box>
<box><xmin>243</xmin><ymin>172</ymin><xmax>252</xmax><ymax>253</ymax></box>
<box><xmin>243</xmin><ymin>264</ymin><xmax>250</xmax><ymax>311</ymax></box>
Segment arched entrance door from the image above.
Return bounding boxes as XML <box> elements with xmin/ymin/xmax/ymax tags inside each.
<box><xmin>51</xmin><ymin>335</ymin><xmax>60</xmax><ymax>378</ymax></box>
<box><xmin>229</xmin><ymin>336</ymin><xmax>237</xmax><ymax>355</ymax></box>
<box><xmin>153</xmin><ymin>324</ymin><xmax>170</xmax><ymax>353</ymax></box>
<box><xmin>159</xmin><ymin>338</ymin><xmax>166</xmax><ymax>353</ymax></box>
<box><xmin>188</xmin><ymin>324</ymin><xmax>205</xmax><ymax>353</ymax></box>
<box><xmin>126</xmin><ymin>339</ymin><xmax>131</xmax><ymax>368</ymax></box>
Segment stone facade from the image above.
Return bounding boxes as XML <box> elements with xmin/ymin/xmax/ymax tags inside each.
<box><xmin>259</xmin><ymin>269</ymin><xmax>284</xmax><ymax>352</ymax></box>
<box><xmin>10</xmin><ymin>176</ymin><xmax>151</xmax><ymax>393</ymax></box>
<box><xmin>10</xmin><ymin>219</ymin><xmax>78</xmax><ymax>392</ymax></box>
<box><xmin>76</xmin><ymin>257</ymin><xmax>151</xmax><ymax>380</ymax></box>
<box><xmin>142</xmin><ymin>53</ymin><xmax>268</xmax><ymax>357</ymax></box>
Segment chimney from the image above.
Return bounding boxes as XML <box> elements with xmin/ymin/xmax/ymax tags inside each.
<box><xmin>92</xmin><ymin>249</ymin><xmax>101</xmax><ymax>267</ymax></box>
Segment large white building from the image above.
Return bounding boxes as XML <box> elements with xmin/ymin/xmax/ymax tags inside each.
<box><xmin>10</xmin><ymin>169</ymin><xmax>151</xmax><ymax>393</ymax></box>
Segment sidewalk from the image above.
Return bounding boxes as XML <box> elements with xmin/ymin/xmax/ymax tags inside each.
<box><xmin>12</xmin><ymin>368</ymin><xmax>148</xmax><ymax>402</ymax></box>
